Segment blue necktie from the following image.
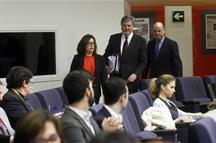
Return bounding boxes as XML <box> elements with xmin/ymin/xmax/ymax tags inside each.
<box><xmin>155</xmin><ymin>40</ymin><xmax>160</xmax><ymax>60</ymax></box>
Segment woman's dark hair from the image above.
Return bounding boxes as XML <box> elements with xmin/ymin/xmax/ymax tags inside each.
<box><xmin>6</xmin><ymin>66</ymin><xmax>33</xmax><ymax>89</ymax></box>
<box><xmin>149</xmin><ymin>74</ymin><xmax>176</xmax><ymax>97</ymax></box>
<box><xmin>77</xmin><ymin>34</ymin><xmax>97</xmax><ymax>56</ymax></box>
<box><xmin>14</xmin><ymin>110</ymin><xmax>65</xmax><ymax>143</ymax></box>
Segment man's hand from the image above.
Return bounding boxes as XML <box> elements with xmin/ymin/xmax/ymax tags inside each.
<box><xmin>102</xmin><ymin>116</ymin><xmax>123</xmax><ymax>132</ymax></box>
<box><xmin>106</xmin><ymin>67</ymin><xmax>113</xmax><ymax>75</ymax></box>
<box><xmin>128</xmin><ymin>73</ymin><xmax>137</xmax><ymax>82</ymax></box>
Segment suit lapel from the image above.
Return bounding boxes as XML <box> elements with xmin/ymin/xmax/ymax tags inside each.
<box><xmin>157</xmin><ymin>38</ymin><xmax>167</xmax><ymax>60</ymax></box>
<box><xmin>101</xmin><ymin>106</ymin><xmax>112</xmax><ymax>117</ymax></box>
<box><xmin>65</xmin><ymin>108</ymin><xmax>96</xmax><ymax>137</ymax></box>
<box><xmin>128</xmin><ymin>34</ymin><xmax>136</xmax><ymax>50</ymax></box>
<box><xmin>117</xmin><ymin>34</ymin><xmax>122</xmax><ymax>55</ymax></box>
<box><xmin>90</xmin><ymin>116</ymin><xmax>101</xmax><ymax>134</ymax></box>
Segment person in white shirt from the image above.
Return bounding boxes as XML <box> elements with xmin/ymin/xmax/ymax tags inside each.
<box><xmin>93</xmin><ymin>77</ymin><xmax>128</xmax><ymax>129</ymax></box>
<box><xmin>142</xmin><ymin>74</ymin><xmax>202</xmax><ymax>130</ymax></box>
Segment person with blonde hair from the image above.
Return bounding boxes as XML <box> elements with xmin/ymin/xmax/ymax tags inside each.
<box><xmin>142</xmin><ymin>74</ymin><xmax>202</xmax><ymax>130</ymax></box>
<box><xmin>152</xmin><ymin>74</ymin><xmax>202</xmax><ymax>122</ymax></box>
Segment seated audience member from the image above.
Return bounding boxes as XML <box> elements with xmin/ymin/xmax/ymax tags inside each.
<box><xmin>0</xmin><ymin>80</ymin><xmax>14</xmax><ymax>143</ymax></box>
<box><xmin>142</xmin><ymin>74</ymin><xmax>203</xmax><ymax>130</ymax></box>
<box><xmin>61</xmin><ymin>70</ymin><xmax>123</xmax><ymax>143</ymax></box>
<box><xmin>90</xmin><ymin>131</ymin><xmax>139</xmax><ymax>143</ymax></box>
<box><xmin>94</xmin><ymin>77</ymin><xmax>128</xmax><ymax>129</ymax></box>
<box><xmin>0</xmin><ymin>66</ymin><xmax>33</xmax><ymax>129</ymax></box>
<box><xmin>14</xmin><ymin>110</ymin><xmax>65</xmax><ymax>143</ymax></box>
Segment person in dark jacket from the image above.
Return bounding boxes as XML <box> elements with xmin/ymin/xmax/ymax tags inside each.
<box><xmin>0</xmin><ymin>66</ymin><xmax>33</xmax><ymax>129</ymax></box>
<box><xmin>70</xmin><ymin>34</ymin><xmax>107</xmax><ymax>103</ymax></box>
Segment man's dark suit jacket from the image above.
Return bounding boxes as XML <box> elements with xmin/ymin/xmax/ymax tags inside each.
<box><xmin>93</xmin><ymin>106</ymin><xmax>111</xmax><ymax>129</ymax></box>
<box><xmin>104</xmin><ymin>33</ymin><xmax>147</xmax><ymax>80</ymax></box>
<box><xmin>0</xmin><ymin>91</ymin><xmax>32</xmax><ymax>129</ymax></box>
<box><xmin>61</xmin><ymin>107</ymin><xmax>101</xmax><ymax>143</ymax></box>
<box><xmin>144</xmin><ymin>37</ymin><xmax>183</xmax><ymax>78</ymax></box>
<box><xmin>70</xmin><ymin>54</ymin><xmax>107</xmax><ymax>103</ymax></box>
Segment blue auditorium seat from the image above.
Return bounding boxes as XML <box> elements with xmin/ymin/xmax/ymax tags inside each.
<box><xmin>188</xmin><ymin>117</ymin><xmax>216</xmax><ymax>143</ymax></box>
<box><xmin>121</xmin><ymin>102</ymin><xmax>159</xmax><ymax>141</ymax></box>
<box><xmin>129</xmin><ymin>91</ymin><xmax>152</xmax><ymax>130</ymax></box>
<box><xmin>203</xmin><ymin>75</ymin><xmax>216</xmax><ymax>100</ymax></box>
<box><xmin>89</xmin><ymin>103</ymin><xmax>103</xmax><ymax>116</ymax></box>
<box><xmin>55</xmin><ymin>87</ymin><xmax>69</xmax><ymax>105</ymax></box>
<box><xmin>25</xmin><ymin>93</ymin><xmax>43</xmax><ymax>110</ymax></box>
<box><xmin>35</xmin><ymin>89</ymin><xmax>65</xmax><ymax>113</ymax></box>
<box><xmin>139</xmin><ymin>79</ymin><xmax>150</xmax><ymax>91</ymax></box>
<box><xmin>176</xmin><ymin>76</ymin><xmax>211</xmax><ymax>112</ymax></box>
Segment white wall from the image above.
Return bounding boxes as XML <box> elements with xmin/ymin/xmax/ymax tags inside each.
<box><xmin>165</xmin><ymin>6</ymin><xmax>193</xmax><ymax>76</ymax></box>
<box><xmin>0</xmin><ymin>0</ymin><xmax>124</xmax><ymax>92</ymax></box>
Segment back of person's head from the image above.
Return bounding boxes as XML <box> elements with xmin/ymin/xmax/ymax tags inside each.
<box><xmin>77</xmin><ymin>34</ymin><xmax>97</xmax><ymax>55</ymax></box>
<box><xmin>121</xmin><ymin>16</ymin><xmax>135</xmax><ymax>26</ymax></box>
<box><xmin>6</xmin><ymin>66</ymin><xmax>33</xmax><ymax>89</ymax></box>
<box><xmin>90</xmin><ymin>131</ymin><xmax>140</xmax><ymax>143</ymax></box>
<box><xmin>149</xmin><ymin>74</ymin><xmax>176</xmax><ymax>97</ymax></box>
<box><xmin>102</xmin><ymin>77</ymin><xmax>127</xmax><ymax>105</ymax></box>
<box><xmin>63</xmin><ymin>70</ymin><xmax>91</xmax><ymax>104</ymax></box>
<box><xmin>14</xmin><ymin>110</ymin><xmax>65</xmax><ymax>143</ymax></box>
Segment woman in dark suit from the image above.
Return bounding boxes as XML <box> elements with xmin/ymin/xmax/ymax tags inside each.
<box><xmin>70</xmin><ymin>34</ymin><xmax>107</xmax><ymax>103</ymax></box>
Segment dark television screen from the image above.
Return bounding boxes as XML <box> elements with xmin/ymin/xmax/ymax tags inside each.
<box><xmin>0</xmin><ymin>32</ymin><xmax>56</xmax><ymax>78</ymax></box>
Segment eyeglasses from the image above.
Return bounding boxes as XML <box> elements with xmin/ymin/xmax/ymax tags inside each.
<box><xmin>87</xmin><ymin>42</ymin><xmax>95</xmax><ymax>46</ymax></box>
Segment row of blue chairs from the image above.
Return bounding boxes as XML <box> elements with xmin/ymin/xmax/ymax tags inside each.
<box><xmin>91</xmin><ymin>90</ymin><xmax>216</xmax><ymax>143</ymax></box>
<box><xmin>90</xmin><ymin>91</ymin><xmax>177</xmax><ymax>142</ymax></box>
<box><xmin>139</xmin><ymin>76</ymin><xmax>215</xmax><ymax>112</ymax></box>
<box><xmin>25</xmin><ymin>87</ymin><xmax>69</xmax><ymax>113</ymax></box>
<box><xmin>133</xmin><ymin>91</ymin><xmax>216</xmax><ymax>143</ymax></box>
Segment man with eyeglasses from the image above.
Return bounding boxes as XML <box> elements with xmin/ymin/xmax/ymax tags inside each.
<box><xmin>0</xmin><ymin>66</ymin><xmax>33</xmax><ymax>129</ymax></box>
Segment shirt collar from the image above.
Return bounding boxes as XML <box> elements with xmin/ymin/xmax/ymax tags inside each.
<box><xmin>69</xmin><ymin>106</ymin><xmax>92</xmax><ymax>121</ymax></box>
<box><xmin>157</xmin><ymin>36</ymin><xmax>165</xmax><ymax>43</ymax></box>
<box><xmin>104</xmin><ymin>105</ymin><xmax>123</xmax><ymax>122</ymax></box>
<box><xmin>121</xmin><ymin>32</ymin><xmax>133</xmax><ymax>41</ymax></box>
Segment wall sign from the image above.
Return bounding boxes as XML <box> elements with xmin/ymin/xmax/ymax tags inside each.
<box><xmin>172</xmin><ymin>11</ymin><xmax>184</xmax><ymax>22</ymax></box>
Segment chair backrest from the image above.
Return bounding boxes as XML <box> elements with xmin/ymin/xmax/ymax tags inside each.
<box><xmin>25</xmin><ymin>93</ymin><xmax>43</xmax><ymax>110</ymax></box>
<box><xmin>89</xmin><ymin>103</ymin><xmax>104</xmax><ymax>116</ymax></box>
<box><xmin>121</xmin><ymin>101</ymin><xmax>141</xmax><ymax>135</ymax></box>
<box><xmin>55</xmin><ymin>87</ymin><xmax>69</xmax><ymax>105</ymax></box>
<box><xmin>203</xmin><ymin>75</ymin><xmax>216</xmax><ymax>99</ymax></box>
<box><xmin>176</xmin><ymin>76</ymin><xmax>211</xmax><ymax>105</ymax></box>
<box><xmin>203</xmin><ymin>75</ymin><xmax>216</xmax><ymax>84</ymax></box>
<box><xmin>141</xmin><ymin>89</ymin><xmax>153</xmax><ymax>106</ymax></box>
<box><xmin>35</xmin><ymin>89</ymin><xmax>64</xmax><ymax>113</ymax></box>
<box><xmin>188</xmin><ymin>117</ymin><xmax>216</xmax><ymax>143</ymax></box>
<box><xmin>129</xmin><ymin>91</ymin><xmax>152</xmax><ymax>130</ymax></box>
<box><xmin>139</xmin><ymin>79</ymin><xmax>150</xmax><ymax>91</ymax></box>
